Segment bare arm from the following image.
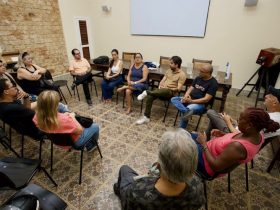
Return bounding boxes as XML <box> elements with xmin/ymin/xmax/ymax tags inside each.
<box><xmin>197</xmin><ymin>132</ymin><xmax>246</xmax><ymax>173</ymax></box>
<box><xmin>22</xmin><ymin>97</ymin><xmax>31</xmax><ymax>109</ymax></box>
<box><xmin>17</xmin><ymin>68</ymin><xmax>41</xmax><ymax>81</ymax></box>
<box><xmin>221</xmin><ymin>113</ymin><xmax>239</xmax><ymax>133</ymax></box>
<box><xmin>127</xmin><ymin>65</ymin><xmax>133</xmax><ymax>85</ymax></box>
<box><xmin>33</xmin><ymin>64</ymin><xmax>46</xmax><ymax>74</ymax></box>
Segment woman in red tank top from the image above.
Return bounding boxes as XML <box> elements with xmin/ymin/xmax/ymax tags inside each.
<box><xmin>195</xmin><ymin>107</ymin><xmax>279</xmax><ymax>178</ymax></box>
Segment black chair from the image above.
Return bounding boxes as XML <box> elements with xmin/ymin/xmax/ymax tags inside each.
<box><xmin>0</xmin><ymin>157</ymin><xmax>57</xmax><ymax>189</ymax></box>
<box><xmin>173</xmin><ymin>96</ymin><xmax>216</xmax><ymax>130</ymax></box>
<box><xmin>0</xmin><ymin>183</ymin><xmax>67</xmax><ymax>210</ymax></box>
<box><xmin>72</xmin><ymin>74</ymin><xmax>98</xmax><ymax>101</ymax></box>
<box><xmin>196</xmin><ymin>163</ymin><xmax>249</xmax><ymax>210</ymax></box>
<box><xmin>0</xmin><ymin>127</ymin><xmax>19</xmax><ymax>158</ymax></box>
<box><xmin>46</xmin><ymin>133</ymin><xmax>103</xmax><ymax>184</ymax></box>
<box><xmin>44</xmin><ymin>70</ymin><xmax>72</xmax><ymax>104</ymax></box>
<box><xmin>251</xmin><ymin>135</ymin><xmax>280</xmax><ymax>173</ymax></box>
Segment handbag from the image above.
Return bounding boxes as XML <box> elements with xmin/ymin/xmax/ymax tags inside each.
<box><xmin>75</xmin><ymin>114</ymin><xmax>93</xmax><ymax>128</ymax></box>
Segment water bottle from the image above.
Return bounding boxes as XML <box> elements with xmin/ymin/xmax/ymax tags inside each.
<box><xmin>225</xmin><ymin>62</ymin><xmax>230</xmax><ymax>79</ymax></box>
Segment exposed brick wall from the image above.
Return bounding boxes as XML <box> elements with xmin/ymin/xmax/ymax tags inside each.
<box><xmin>0</xmin><ymin>0</ymin><xmax>68</xmax><ymax>75</ymax></box>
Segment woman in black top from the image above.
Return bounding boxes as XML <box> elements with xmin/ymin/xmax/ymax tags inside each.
<box><xmin>17</xmin><ymin>52</ymin><xmax>52</xmax><ymax>96</ymax></box>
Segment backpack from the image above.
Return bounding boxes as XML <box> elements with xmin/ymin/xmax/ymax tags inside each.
<box><xmin>93</xmin><ymin>56</ymin><xmax>109</xmax><ymax>65</ymax></box>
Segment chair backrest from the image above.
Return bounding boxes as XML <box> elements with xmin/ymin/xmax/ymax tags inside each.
<box><xmin>122</xmin><ymin>52</ymin><xmax>136</xmax><ymax>62</ymax></box>
<box><xmin>192</xmin><ymin>58</ymin><xmax>213</xmax><ymax>70</ymax></box>
<box><xmin>47</xmin><ymin>133</ymin><xmax>74</xmax><ymax>147</ymax></box>
<box><xmin>44</xmin><ymin>69</ymin><xmax>53</xmax><ymax>81</ymax></box>
<box><xmin>159</xmin><ymin>56</ymin><xmax>171</xmax><ymax>67</ymax></box>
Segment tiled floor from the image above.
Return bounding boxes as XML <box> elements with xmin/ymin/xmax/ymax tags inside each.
<box><xmin>0</xmin><ymin>79</ymin><xmax>280</xmax><ymax>210</ymax></box>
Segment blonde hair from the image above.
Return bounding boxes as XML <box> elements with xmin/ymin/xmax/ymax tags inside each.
<box><xmin>36</xmin><ymin>90</ymin><xmax>60</xmax><ymax>131</ymax></box>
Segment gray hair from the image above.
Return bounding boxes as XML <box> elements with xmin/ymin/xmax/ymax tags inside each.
<box><xmin>158</xmin><ymin>128</ymin><xmax>198</xmax><ymax>183</ymax></box>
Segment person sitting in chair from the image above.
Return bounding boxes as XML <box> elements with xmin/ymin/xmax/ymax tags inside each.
<box><xmin>171</xmin><ymin>63</ymin><xmax>218</xmax><ymax>129</ymax></box>
<box><xmin>69</xmin><ymin>49</ymin><xmax>93</xmax><ymax>106</ymax></box>
<box><xmin>114</xmin><ymin>128</ymin><xmax>205</xmax><ymax>210</ymax></box>
<box><xmin>117</xmin><ymin>53</ymin><xmax>149</xmax><ymax>114</ymax></box>
<box><xmin>194</xmin><ymin>107</ymin><xmax>279</xmax><ymax>179</ymax></box>
<box><xmin>136</xmin><ymin>56</ymin><xmax>186</xmax><ymax>124</ymax></box>
<box><xmin>206</xmin><ymin>86</ymin><xmax>280</xmax><ymax>140</ymax></box>
<box><xmin>33</xmin><ymin>90</ymin><xmax>99</xmax><ymax>151</ymax></box>
<box><xmin>101</xmin><ymin>49</ymin><xmax>123</xmax><ymax>103</ymax></box>
<box><xmin>0</xmin><ymin>59</ymin><xmax>29</xmax><ymax>100</ymax></box>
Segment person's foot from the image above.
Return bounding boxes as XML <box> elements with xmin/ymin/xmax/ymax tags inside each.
<box><xmin>113</xmin><ymin>183</ymin><xmax>120</xmax><ymax>197</ymax></box>
<box><xmin>182</xmin><ymin>110</ymin><xmax>193</xmax><ymax>121</ymax></box>
<box><xmin>136</xmin><ymin>115</ymin><xmax>150</xmax><ymax>125</ymax></box>
<box><xmin>71</xmin><ymin>83</ymin><xmax>76</xmax><ymax>91</ymax></box>
<box><xmin>87</xmin><ymin>99</ymin><xmax>93</xmax><ymax>106</ymax></box>
<box><xmin>137</xmin><ymin>90</ymin><xmax>147</xmax><ymax>101</ymax></box>
<box><xmin>125</xmin><ymin>109</ymin><xmax>132</xmax><ymax>115</ymax></box>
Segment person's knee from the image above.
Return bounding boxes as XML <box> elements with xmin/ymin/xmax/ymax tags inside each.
<box><xmin>171</xmin><ymin>97</ymin><xmax>178</xmax><ymax>104</ymax></box>
<box><xmin>207</xmin><ymin>109</ymin><xmax>217</xmax><ymax>118</ymax></box>
<box><xmin>126</xmin><ymin>89</ymin><xmax>132</xmax><ymax>95</ymax></box>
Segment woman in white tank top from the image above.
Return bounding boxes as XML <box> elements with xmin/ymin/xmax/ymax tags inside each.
<box><xmin>101</xmin><ymin>49</ymin><xmax>123</xmax><ymax>103</ymax></box>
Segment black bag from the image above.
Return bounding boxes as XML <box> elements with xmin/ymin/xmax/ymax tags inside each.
<box><xmin>93</xmin><ymin>56</ymin><xmax>109</xmax><ymax>65</ymax></box>
<box><xmin>0</xmin><ymin>194</ymin><xmax>39</xmax><ymax>210</ymax></box>
<box><xmin>75</xmin><ymin>114</ymin><xmax>93</xmax><ymax>128</ymax></box>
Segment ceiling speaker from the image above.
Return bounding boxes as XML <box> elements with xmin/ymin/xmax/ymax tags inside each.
<box><xmin>245</xmin><ymin>0</ymin><xmax>258</xmax><ymax>7</ymax></box>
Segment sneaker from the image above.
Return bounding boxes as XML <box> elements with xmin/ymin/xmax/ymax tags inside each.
<box><xmin>87</xmin><ymin>99</ymin><xmax>93</xmax><ymax>106</ymax></box>
<box><xmin>182</xmin><ymin>110</ymin><xmax>193</xmax><ymax>121</ymax></box>
<box><xmin>113</xmin><ymin>183</ymin><xmax>120</xmax><ymax>197</ymax></box>
<box><xmin>136</xmin><ymin>116</ymin><xmax>150</xmax><ymax>125</ymax></box>
<box><xmin>71</xmin><ymin>83</ymin><xmax>76</xmax><ymax>91</ymax></box>
<box><xmin>137</xmin><ymin>90</ymin><xmax>147</xmax><ymax>101</ymax></box>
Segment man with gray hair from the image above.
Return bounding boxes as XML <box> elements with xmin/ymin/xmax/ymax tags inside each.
<box><xmin>113</xmin><ymin>128</ymin><xmax>205</xmax><ymax>210</ymax></box>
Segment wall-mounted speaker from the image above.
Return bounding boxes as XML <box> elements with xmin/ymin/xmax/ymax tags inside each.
<box><xmin>245</xmin><ymin>0</ymin><xmax>258</xmax><ymax>7</ymax></box>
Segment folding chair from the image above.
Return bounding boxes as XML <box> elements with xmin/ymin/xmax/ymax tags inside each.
<box><xmin>0</xmin><ymin>157</ymin><xmax>57</xmax><ymax>189</ymax></box>
<box><xmin>46</xmin><ymin>133</ymin><xmax>103</xmax><ymax>184</ymax></box>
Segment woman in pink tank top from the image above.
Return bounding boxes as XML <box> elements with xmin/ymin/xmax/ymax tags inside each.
<box><xmin>195</xmin><ymin>107</ymin><xmax>279</xmax><ymax>178</ymax></box>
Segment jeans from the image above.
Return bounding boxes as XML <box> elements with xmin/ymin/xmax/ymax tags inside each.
<box><xmin>101</xmin><ymin>76</ymin><xmax>123</xmax><ymax>100</ymax></box>
<box><xmin>191</xmin><ymin>133</ymin><xmax>212</xmax><ymax>179</ymax></box>
<box><xmin>74</xmin><ymin>123</ymin><xmax>99</xmax><ymax>150</ymax></box>
<box><xmin>171</xmin><ymin>96</ymin><xmax>206</xmax><ymax>129</ymax></box>
<box><xmin>144</xmin><ymin>88</ymin><xmax>173</xmax><ymax>118</ymax></box>
<box><xmin>57</xmin><ymin>103</ymin><xmax>69</xmax><ymax>113</ymax></box>
<box><xmin>206</xmin><ymin>109</ymin><xmax>231</xmax><ymax>140</ymax></box>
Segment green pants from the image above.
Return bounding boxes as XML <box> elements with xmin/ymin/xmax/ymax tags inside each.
<box><xmin>144</xmin><ymin>88</ymin><xmax>174</xmax><ymax>118</ymax></box>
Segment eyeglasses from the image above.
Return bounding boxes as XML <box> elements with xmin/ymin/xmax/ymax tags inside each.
<box><xmin>6</xmin><ymin>85</ymin><xmax>17</xmax><ymax>90</ymax></box>
<box><xmin>0</xmin><ymin>63</ymin><xmax>7</xmax><ymax>68</ymax></box>
<box><xmin>74</xmin><ymin>53</ymin><xmax>80</xmax><ymax>55</ymax></box>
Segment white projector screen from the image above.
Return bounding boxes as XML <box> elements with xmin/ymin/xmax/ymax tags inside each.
<box><xmin>131</xmin><ymin>0</ymin><xmax>210</xmax><ymax>37</ymax></box>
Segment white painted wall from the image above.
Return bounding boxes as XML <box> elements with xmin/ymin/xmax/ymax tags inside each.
<box><xmin>58</xmin><ymin>0</ymin><xmax>95</xmax><ymax>61</ymax></box>
<box><xmin>59</xmin><ymin>0</ymin><xmax>280</xmax><ymax>89</ymax></box>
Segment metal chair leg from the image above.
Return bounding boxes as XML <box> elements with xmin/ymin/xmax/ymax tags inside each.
<box><xmin>75</xmin><ymin>86</ymin><xmax>80</xmax><ymax>101</ymax></box>
<box><xmin>41</xmin><ymin>167</ymin><xmax>58</xmax><ymax>187</ymax></box>
<box><xmin>66</xmin><ymin>84</ymin><xmax>72</xmax><ymax>97</ymax></box>
<box><xmin>93</xmin><ymin>79</ymin><xmax>98</xmax><ymax>97</ymax></box>
<box><xmin>162</xmin><ymin>101</ymin><xmax>170</xmax><ymax>123</ymax></box>
<box><xmin>50</xmin><ymin>140</ymin><xmax>54</xmax><ymax>172</ymax></box>
<box><xmin>9</xmin><ymin>126</ymin><xmax>12</xmax><ymax>146</ymax></box>
<box><xmin>79</xmin><ymin>149</ymin><xmax>84</xmax><ymax>185</ymax></box>
<box><xmin>122</xmin><ymin>91</ymin><xmax>126</xmax><ymax>108</ymax></box>
<box><xmin>195</xmin><ymin>115</ymin><xmax>203</xmax><ymax>131</ymax></box>
<box><xmin>245</xmin><ymin>163</ymin><xmax>249</xmax><ymax>191</ymax></box>
<box><xmin>140</xmin><ymin>100</ymin><xmax>143</xmax><ymax>114</ymax></box>
<box><xmin>173</xmin><ymin>110</ymin><xmax>180</xmax><ymax>126</ymax></box>
<box><xmin>58</xmin><ymin>88</ymin><xmax>67</xmax><ymax>104</ymax></box>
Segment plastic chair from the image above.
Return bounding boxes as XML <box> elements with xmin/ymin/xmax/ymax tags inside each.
<box><xmin>0</xmin><ymin>184</ymin><xmax>67</xmax><ymax>210</ymax></box>
<box><xmin>0</xmin><ymin>157</ymin><xmax>57</xmax><ymax>189</ymax></box>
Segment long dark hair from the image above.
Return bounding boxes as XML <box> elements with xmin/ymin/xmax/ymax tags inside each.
<box><xmin>109</xmin><ymin>49</ymin><xmax>119</xmax><ymax>68</ymax></box>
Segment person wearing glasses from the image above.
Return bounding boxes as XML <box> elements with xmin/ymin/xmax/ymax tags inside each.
<box><xmin>0</xmin><ymin>59</ymin><xmax>28</xmax><ymax>100</ymax></box>
<box><xmin>69</xmin><ymin>49</ymin><xmax>93</xmax><ymax>106</ymax></box>
<box><xmin>117</xmin><ymin>53</ymin><xmax>149</xmax><ymax>114</ymax></box>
